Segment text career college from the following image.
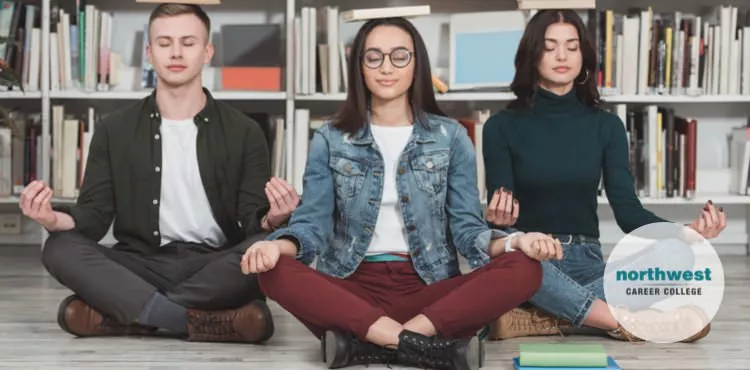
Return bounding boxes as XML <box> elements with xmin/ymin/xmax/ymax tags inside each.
<box><xmin>617</xmin><ymin>267</ymin><xmax>712</xmax><ymax>297</ymax></box>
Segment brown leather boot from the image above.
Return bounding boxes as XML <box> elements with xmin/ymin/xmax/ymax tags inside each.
<box><xmin>186</xmin><ymin>299</ymin><xmax>274</xmax><ymax>343</ymax></box>
<box><xmin>57</xmin><ymin>295</ymin><xmax>157</xmax><ymax>337</ymax></box>
<box><xmin>488</xmin><ymin>307</ymin><xmax>572</xmax><ymax>340</ymax></box>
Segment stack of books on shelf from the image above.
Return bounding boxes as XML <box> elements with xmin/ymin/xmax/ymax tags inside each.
<box><xmin>0</xmin><ymin>0</ymin><xmax>42</xmax><ymax>92</ymax></box>
<box><xmin>609</xmin><ymin>104</ymin><xmax>699</xmax><ymax>200</ymax></box>
<box><xmin>513</xmin><ymin>344</ymin><xmax>621</xmax><ymax>370</ymax></box>
<box><xmin>294</xmin><ymin>6</ymin><xmax>431</xmax><ymax>96</ymax></box>
<box><xmin>47</xmin><ymin>2</ymin><xmax>117</xmax><ymax>92</ymax></box>
<box><xmin>0</xmin><ymin>107</ymin><xmax>41</xmax><ymax>197</ymax></box>
<box><xmin>49</xmin><ymin>105</ymin><xmax>98</xmax><ymax>199</ymax></box>
<box><xmin>588</xmin><ymin>5</ymin><xmax>750</xmax><ymax>97</ymax></box>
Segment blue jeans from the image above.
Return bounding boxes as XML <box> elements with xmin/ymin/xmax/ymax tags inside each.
<box><xmin>528</xmin><ymin>235</ymin><xmax>605</xmax><ymax>327</ymax></box>
<box><xmin>529</xmin><ymin>233</ymin><xmax>694</xmax><ymax>327</ymax></box>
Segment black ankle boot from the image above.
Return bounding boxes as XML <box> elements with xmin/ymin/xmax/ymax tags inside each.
<box><xmin>322</xmin><ymin>330</ymin><xmax>397</xmax><ymax>369</ymax></box>
<box><xmin>396</xmin><ymin>330</ymin><xmax>481</xmax><ymax>370</ymax></box>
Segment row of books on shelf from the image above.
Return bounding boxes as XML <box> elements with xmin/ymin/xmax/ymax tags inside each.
<box><xmin>1</xmin><ymin>1</ymin><xmax>288</xmax><ymax>93</ymax></box>
<box><xmin>7</xmin><ymin>1</ymin><xmax>750</xmax><ymax>98</ymax></box>
<box><xmin>0</xmin><ymin>0</ymin><xmax>41</xmax><ymax>92</ymax></box>
<box><xmin>1</xmin><ymin>103</ymin><xmax>750</xmax><ymax>204</ymax></box>
<box><xmin>0</xmin><ymin>105</ymin><xmax>99</xmax><ymax>199</ymax></box>
<box><xmin>0</xmin><ymin>108</ymin><xmax>41</xmax><ymax>196</ymax></box>
<box><xmin>49</xmin><ymin>2</ymin><xmax>115</xmax><ymax>92</ymax></box>
<box><xmin>589</xmin><ymin>5</ymin><xmax>750</xmax><ymax>97</ymax></box>
<box><xmin>617</xmin><ymin>104</ymin><xmax>699</xmax><ymax>200</ymax></box>
<box><xmin>294</xmin><ymin>4</ymin><xmax>750</xmax><ymax>98</ymax></box>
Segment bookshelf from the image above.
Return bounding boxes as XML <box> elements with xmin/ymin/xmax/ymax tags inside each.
<box><xmin>0</xmin><ymin>0</ymin><xmax>749</xmax><ymax>256</ymax></box>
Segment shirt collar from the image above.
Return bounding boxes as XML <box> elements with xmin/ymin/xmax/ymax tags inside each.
<box><xmin>145</xmin><ymin>87</ymin><xmax>218</xmax><ymax>125</ymax></box>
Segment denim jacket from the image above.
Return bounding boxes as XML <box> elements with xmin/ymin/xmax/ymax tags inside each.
<box><xmin>267</xmin><ymin>112</ymin><xmax>507</xmax><ymax>284</ymax></box>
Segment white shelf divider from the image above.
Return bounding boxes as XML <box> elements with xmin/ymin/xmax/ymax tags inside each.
<box><xmin>48</xmin><ymin>90</ymin><xmax>287</xmax><ymax>100</ymax></box>
<box><xmin>597</xmin><ymin>194</ymin><xmax>750</xmax><ymax>205</ymax></box>
<box><xmin>0</xmin><ymin>91</ymin><xmax>43</xmax><ymax>99</ymax></box>
<box><xmin>297</xmin><ymin>92</ymin><xmax>750</xmax><ymax>103</ymax></box>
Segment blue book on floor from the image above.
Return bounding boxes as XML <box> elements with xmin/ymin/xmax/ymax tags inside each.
<box><xmin>513</xmin><ymin>356</ymin><xmax>622</xmax><ymax>370</ymax></box>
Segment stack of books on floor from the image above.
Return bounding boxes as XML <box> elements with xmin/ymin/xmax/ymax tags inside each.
<box><xmin>513</xmin><ymin>344</ymin><xmax>622</xmax><ymax>369</ymax></box>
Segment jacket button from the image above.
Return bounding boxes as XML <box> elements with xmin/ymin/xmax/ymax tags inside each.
<box><xmin>155</xmin><ymin>166</ymin><xmax>161</xmax><ymax>172</ymax></box>
<box><xmin>153</xmin><ymin>230</ymin><xmax>159</xmax><ymax>236</ymax></box>
<box><xmin>401</xmin><ymin>196</ymin><xmax>409</xmax><ymax>203</ymax></box>
<box><xmin>154</xmin><ymin>134</ymin><xmax>160</xmax><ymax>140</ymax></box>
<box><xmin>407</xmin><ymin>225</ymin><xmax>416</xmax><ymax>231</ymax></box>
<box><xmin>152</xmin><ymin>199</ymin><xmax>158</xmax><ymax>205</ymax></box>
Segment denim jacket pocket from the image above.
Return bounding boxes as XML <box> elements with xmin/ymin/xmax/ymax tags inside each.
<box><xmin>329</xmin><ymin>155</ymin><xmax>368</xmax><ymax>198</ymax></box>
<box><xmin>410</xmin><ymin>149</ymin><xmax>449</xmax><ymax>194</ymax></box>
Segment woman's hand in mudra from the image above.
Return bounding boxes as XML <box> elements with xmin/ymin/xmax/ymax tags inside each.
<box><xmin>486</xmin><ymin>187</ymin><xmax>518</xmax><ymax>226</ymax></box>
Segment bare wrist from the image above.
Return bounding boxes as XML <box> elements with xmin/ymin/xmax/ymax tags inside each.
<box><xmin>262</xmin><ymin>214</ymin><xmax>277</xmax><ymax>231</ymax></box>
<box><xmin>276</xmin><ymin>238</ymin><xmax>299</xmax><ymax>257</ymax></box>
<box><xmin>41</xmin><ymin>214</ymin><xmax>59</xmax><ymax>231</ymax></box>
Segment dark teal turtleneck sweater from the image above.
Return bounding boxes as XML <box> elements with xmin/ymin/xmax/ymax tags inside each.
<box><xmin>482</xmin><ymin>87</ymin><xmax>666</xmax><ymax>238</ymax></box>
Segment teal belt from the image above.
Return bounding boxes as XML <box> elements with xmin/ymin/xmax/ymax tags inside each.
<box><xmin>363</xmin><ymin>254</ymin><xmax>410</xmax><ymax>262</ymax></box>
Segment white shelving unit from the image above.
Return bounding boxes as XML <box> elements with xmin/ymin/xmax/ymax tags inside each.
<box><xmin>0</xmin><ymin>0</ymin><xmax>748</xmax><ymax>255</ymax></box>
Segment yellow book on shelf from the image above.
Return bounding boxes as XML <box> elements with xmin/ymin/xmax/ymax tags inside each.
<box><xmin>665</xmin><ymin>27</ymin><xmax>673</xmax><ymax>89</ymax></box>
<box><xmin>657</xmin><ymin>111</ymin><xmax>663</xmax><ymax>197</ymax></box>
<box><xmin>605</xmin><ymin>10</ymin><xmax>613</xmax><ymax>88</ymax></box>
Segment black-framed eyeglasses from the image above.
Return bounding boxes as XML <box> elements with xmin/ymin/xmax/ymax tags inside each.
<box><xmin>362</xmin><ymin>47</ymin><xmax>413</xmax><ymax>69</ymax></box>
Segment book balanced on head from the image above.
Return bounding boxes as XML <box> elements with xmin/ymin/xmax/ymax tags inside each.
<box><xmin>341</xmin><ymin>5</ymin><xmax>431</xmax><ymax>22</ymax></box>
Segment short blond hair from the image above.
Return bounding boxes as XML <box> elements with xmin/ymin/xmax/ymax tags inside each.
<box><xmin>148</xmin><ymin>3</ymin><xmax>211</xmax><ymax>40</ymax></box>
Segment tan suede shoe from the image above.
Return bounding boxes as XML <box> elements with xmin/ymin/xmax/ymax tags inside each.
<box><xmin>488</xmin><ymin>307</ymin><xmax>572</xmax><ymax>340</ymax></box>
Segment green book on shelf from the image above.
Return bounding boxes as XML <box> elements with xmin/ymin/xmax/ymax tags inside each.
<box><xmin>519</xmin><ymin>344</ymin><xmax>608</xmax><ymax>367</ymax></box>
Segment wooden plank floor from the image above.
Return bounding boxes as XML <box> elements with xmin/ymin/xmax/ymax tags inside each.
<box><xmin>1</xmin><ymin>246</ymin><xmax>748</xmax><ymax>369</ymax></box>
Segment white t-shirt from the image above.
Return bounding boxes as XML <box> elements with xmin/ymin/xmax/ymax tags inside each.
<box><xmin>366</xmin><ymin>124</ymin><xmax>413</xmax><ymax>255</ymax></box>
<box><xmin>158</xmin><ymin>118</ymin><xmax>226</xmax><ymax>247</ymax></box>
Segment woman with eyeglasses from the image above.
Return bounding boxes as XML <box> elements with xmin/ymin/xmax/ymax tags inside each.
<box><xmin>482</xmin><ymin>10</ymin><xmax>726</xmax><ymax>343</ymax></box>
<box><xmin>239</xmin><ymin>17</ymin><xmax>561</xmax><ymax>370</ymax></box>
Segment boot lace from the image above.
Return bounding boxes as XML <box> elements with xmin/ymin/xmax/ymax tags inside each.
<box><xmin>529</xmin><ymin>309</ymin><xmax>567</xmax><ymax>338</ymax></box>
<box><xmin>423</xmin><ymin>339</ymin><xmax>455</xmax><ymax>369</ymax></box>
<box><xmin>191</xmin><ymin>312</ymin><xmax>239</xmax><ymax>338</ymax></box>
<box><xmin>400</xmin><ymin>335</ymin><xmax>454</xmax><ymax>369</ymax></box>
<box><xmin>350</xmin><ymin>337</ymin><xmax>396</xmax><ymax>368</ymax></box>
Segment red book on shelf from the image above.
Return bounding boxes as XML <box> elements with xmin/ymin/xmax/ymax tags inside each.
<box><xmin>457</xmin><ymin>118</ymin><xmax>477</xmax><ymax>145</ymax></box>
<box><xmin>684</xmin><ymin>118</ymin><xmax>697</xmax><ymax>198</ymax></box>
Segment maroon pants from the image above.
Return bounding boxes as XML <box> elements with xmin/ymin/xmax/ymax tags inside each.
<box><xmin>258</xmin><ymin>252</ymin><xmax>542</xmax><ymax>340</ymax></box>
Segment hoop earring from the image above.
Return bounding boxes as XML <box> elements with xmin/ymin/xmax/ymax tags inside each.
<box><xmin>577</xmin><ymin>69</ymin><xmax>590</xmax><ymax>85</ymax></box>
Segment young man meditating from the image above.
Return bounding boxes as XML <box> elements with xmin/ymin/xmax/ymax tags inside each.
<box><xmin>18</xmin><ymin>3</ymin><xmax>298</xmax><ymax>343</ymax></box>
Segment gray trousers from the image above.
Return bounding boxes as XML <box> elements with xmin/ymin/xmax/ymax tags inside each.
<box><xmin>41</xmin><ymin>230</ymin><xmax>265</xmax><ymax>324</ymax></box>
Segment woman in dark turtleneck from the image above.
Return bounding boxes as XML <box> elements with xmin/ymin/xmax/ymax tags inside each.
<box><xmin>482</xmin><ymin>9</ymin><xmax>727</xmax><ymax>342</ymax></box>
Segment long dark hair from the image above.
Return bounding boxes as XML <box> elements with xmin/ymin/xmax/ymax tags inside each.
<box><xmin>508</xmin><ymin>9</ymin><xmax>600</xmax><ymax>110</ymax></box>
<box><xmin>331</xmin><ymin>17</ymin><xmax>445</xmax><ymax>134</ymax></box>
